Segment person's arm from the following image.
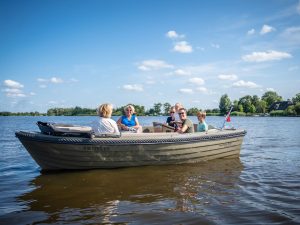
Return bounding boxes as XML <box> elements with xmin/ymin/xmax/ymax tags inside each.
<box><xmin>111</xmin><ymin>121</ymin><xmax>120</xmax><ymax>134</ymax></box>
<box><xmin>177</xmin><ymin>124</ymin><xmax>188</xmax><ymax>133</ymax></box>
<box><xmin>133</xmin><ymin>116</ymin><xmax>140</xmax><ymax>129</ymax></box>
<box><xmin>117</xmin><ymin>116</ymin><xmax>128</xmax><ymax>131</ymax></box>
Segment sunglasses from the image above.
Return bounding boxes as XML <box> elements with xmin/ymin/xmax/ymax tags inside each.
<box><xmin>126</xmin><ymin>109</ymin><xmax>132</xmax><ymax>112</ymax></box>
<box><xmin>178</xmin><ymin>112</ymin><xmax>185</xmax><ymax>115</ymax></box>
<box><xmin>170</xmin><ymin>111</ymin><xmax>175</xmax><ymax>113</ymax></box>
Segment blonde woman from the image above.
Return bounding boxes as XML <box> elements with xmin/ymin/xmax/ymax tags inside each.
<box><xmin>117</xmin><ymin>104</ymin><xmax>142</xmax><ymax>132</ymax></box>
<box><xmin>91</xmin><ymin>103</ymin><xmax>120</xmax><ymax>135</ymax></box>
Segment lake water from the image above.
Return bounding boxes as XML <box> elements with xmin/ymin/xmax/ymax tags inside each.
<box><xmin>0</xmin><ymin>116</ymin><xmax>299</xmax><ymax>225</ymax></box>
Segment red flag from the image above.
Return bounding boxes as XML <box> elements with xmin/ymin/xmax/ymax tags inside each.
<box><xmin>226</xmin><ymin>115</ymin><xmax>231</xmax><ymax>122</ymax></box>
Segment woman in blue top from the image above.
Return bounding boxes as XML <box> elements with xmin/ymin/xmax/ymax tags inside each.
<box><xmin>117</xmin><ymin>104</ymin><xmax>142</xmax><ymax>132</ymax></box>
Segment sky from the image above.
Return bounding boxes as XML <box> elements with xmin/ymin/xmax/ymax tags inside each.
<box><xmin>1</xmin><ymin>0</ymin><xmax>300</xmax><ymax>113</ymax></box>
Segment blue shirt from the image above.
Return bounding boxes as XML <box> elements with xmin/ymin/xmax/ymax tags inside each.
<box><xmin>197</xmin><ymin>121</ymin><xmax>208</xmax><ymax>132</ymax></box>
<box><xmin>120</xmin><ymin>114</ymin><xmax>136</xmax><ymax>127</ymax></box>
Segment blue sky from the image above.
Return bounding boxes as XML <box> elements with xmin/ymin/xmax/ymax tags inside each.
<box><xmin>1</xmin><ymin>0</ymin><xmax>300</xmax><ymax>112</ymax></box>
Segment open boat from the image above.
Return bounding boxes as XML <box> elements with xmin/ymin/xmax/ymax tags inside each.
<box><xmin>15</xmin><ymin>121</ymin><xmax>246</xmax><ymax>171</ymax></box>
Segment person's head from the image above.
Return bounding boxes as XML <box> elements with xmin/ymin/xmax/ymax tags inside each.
<box><xmin>124</xmin><ymin>104</ymin><xmax>135</xmax><ymax>115</ymax></box>
<box><xmin>169</xmin><ymin>106</ymin><xmax>176</xmax><ymax>116</ymax></box>
<box><xmin>197</xmin><ymin>111</ymin><xmax>206</xmax><ymax>122</ymax></box>
<box><xmin>97</xmin><ymin>103</ymin><xmax>113</xmax><ymax>118</ymax></box>
<box><xmin>178</xmin><ymin>108</ymin><xmax>187</xmax><ymax>121</ymax></box>
<box><xmin>175</xmin><ymin>103</ymin><xmax>183</xmax><ymax>112</ymax></box>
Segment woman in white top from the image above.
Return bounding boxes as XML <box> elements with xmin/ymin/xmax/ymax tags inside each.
<box><xmin>91</xmin><ymin>103</ymin><xmax>120</xmax><ymax>135</ymax></box>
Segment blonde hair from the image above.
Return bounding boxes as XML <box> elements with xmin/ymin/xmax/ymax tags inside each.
<box><xmin>197</xmin><ymin>111</ymin><xmax>206</xmax><ymax>119</ymax></box>
<box><xmin>97</xmin><ymin>103</ymin><xmax>113</xmax><ymax>118</ymax></box>
<box><xmin>175</xmin><ymin>103</ymin><xmax>183</xmax><ymax>111</ymax></box>
<box><xmin>169</xmin><ymin>106</ymin><xmax>175</xmax><ymax>113</ymax></box>
<box><xmin>124</xmin><ymin>104</ymin><xmax>135</xmax><ymax>113</ymax></box>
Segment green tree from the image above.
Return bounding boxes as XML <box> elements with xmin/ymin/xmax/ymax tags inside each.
<box><xmin>262</xmin><ymin>91</ymin><xmax>283</xmax><ymax>111</ymax></box>
<box><xmin>252</xmin><ymin>95</ymin><xmax>260</xmax><ymax>111</ymax></box>
<box><xmin>238</xmin><ymin>104</ymin><xmax>244</xmax><ymax>112</ymax></box>
<box><xmin>219</xmin><ymin>94</ymin><xmax>232</xmax><ymax>115</ymax></box>
<box><xmin>153</xmin><ymin>103</ymin><xmax>162</xmax><ymax>115</ymax></box>
<box><xmin>294</xmin><ymin>102</ymin><xmax>300</xmax><ymax>115</ymax></box>
<box><xmin>249</xmin><ymin>104</ymin><xmax>256</xmax><ymax>114</ymax></box>
<box><xmin>238</xmin><ymin>95</ymin><xmax>253</xmax><ymax>113</ymax></box>
<box><xmin>133</xmin><ymin>104</ymin><xmax>145</xmax><ymax>115</ymax></box>
<box><xmin>187</xmin><ymin>107</ymin><xmax>199</xmax><ymax>116</ymax></box>
<box><xmin>233</xmin><ymin>100</ymin><xmax>239</xmax><ymax>112</ymax></box>
<box><xmin>292</xmin><ymin>93</ymin><xmax>300</xmax><ymax>104</ymax></box>
<box><xmin>212</xmin><ymin>108</ymin><xmax>220</xmax><ymax>113</ymax></box>
<box><xmin>285</xmin><ymin>105</ymin><xmax>296</xmax><ymax>116</ymax></box>
<box><xmin>163</xmin><ymin>102</ymin><xmax>171</xmax><ymax>115</ymax></box>
<box><xmin>256</xmin><ymin>100</ymin><xmax>267</xmax><ymax>114</ymax></box>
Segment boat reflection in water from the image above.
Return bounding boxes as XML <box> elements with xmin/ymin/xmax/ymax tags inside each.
<box><xmin>17</xmin><ymin>158</ymin><xmax>243</xmax><ymax>224</ymax></box>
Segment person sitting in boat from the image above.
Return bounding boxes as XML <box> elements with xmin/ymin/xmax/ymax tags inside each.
<box><xmin>197</xmin><ymin>111</ymin><xmax>208</xmax><ymax>132</ymax></box>
<box><xmin>166</xmin><ymin>106</ymin><xmax>177</xmax><ymax>129</ymax></box>
<box><xmin>91</xmin><ymin>103</ymin><xmax>120</xmax><ymax>135</ymax></box>
<box><xmin>117</xmin><ymin>104</ymin><xmax>142</xmax><ymax>133</ymax></box>
<box><xmin>177</xmin><ymin>108</ymin><xmax>194</xmax><ymax>133</ymax></box>
<box><xmin>174</xmin><ymin>102</ymin><xmax>183</xmax><ymax>121</ymax></box>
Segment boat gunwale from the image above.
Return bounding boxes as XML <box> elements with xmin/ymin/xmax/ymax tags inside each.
<box><xmin>15</xmin><ymin>130</ymin><xmax>247</xmax><ymax>146</ymax></box>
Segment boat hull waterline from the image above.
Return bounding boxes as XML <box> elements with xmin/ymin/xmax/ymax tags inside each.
<box><xmin>15</xmin><ymin>129</ymin><xmax>246</xmax><ymax>170</ymax></box>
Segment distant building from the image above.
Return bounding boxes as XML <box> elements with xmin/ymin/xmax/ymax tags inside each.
<box><xmin>269</xmin><ymin>100</ymin><xmax>294</xmax><ymax>111</ymax></box>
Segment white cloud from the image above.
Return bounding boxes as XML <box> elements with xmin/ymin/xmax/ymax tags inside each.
<box><xmin>3</xmin><ymin>88</ymin><xmax>26</xmax><ymax>98</ymax></box>
<box><xmin>260</xmin><ymin>24</ymin><xmax>276</xmax><ymax>35</ymax></box>
<box><xmin>247</xmin><ymin>29</ymin><xmax>255</xmax><ymax>35</ymax></box>
<box><xmin>242</xmin><ymin>50</ymin><xmax>292</xmax><ymax>62</ymax></box>
<box><xmin>232</xmin><ymin>80</ymin><xmax>259</xmax><ymax>88</ymax></box>
<box><xmin>39</xmin><ymin>84</ymin><xmax>47</xmax><ymax>88</ymax></box>
<box><xmin>178</xmin><ymin>88</ymin><xmax>193</xmax><ymax>94</ymax></box>
<box><xmin>3</xmin><ymin>80</ymin><xmax>24</xmax><ymax>89</ymax></box>
<box><xmin>138</xmin><ymin>60</ymin><xmax>174</xmax><ymax>71</ymax></box>
<box><xmin>166</xmin><ymin>30</ymin><xmax>185</xmax><ymax>39</ymax></box>
<box><xmin>211</xmin><ymin>43</ymin><xmax>220</xmax><ymax>49</ymax></box>
<box><xmin>123</xmin><ymin>84</ymin><xmax>143</xmax><ymax>92</ymax></box>
<box><xmin>50</xmin><ymin>77</ymin><xmax>63</xmax><ymax>83</ymax></box>
<box><xmin>37</xmin><ymin>78</ymin><xmax>47</xmax><ymax>82</ymax></box>
<box><xmin>266</xmin><ymin>87</ymin><xmax>275</xmax><ymax>92</ymax></box>
<box><xmin>174</xmin><ymin>41</ymin><xmax>193</xmax><ymax>53</ymax></box>
<box><xmin>196</xmin><ymin>87</ymin><xmax>208</xmax><ymax>93</ymax></box>
<box><xmin>37</xmin><ymin>77</ymin><xmax>64</xmax><ymax>84</ymax></box>
<box><xmin>218</xmin><ymin>74</ymin><xmax>238</xmax><ymax>81</ymax></box>
<box><xmin>174</xmin><ymin>69</ymin><xmax>191</xmax><ymax>76</ymax></box>
<box><xmin>3</xmin><ymin>79</ymin><xmax>27</xmax><ymax>98</ymax></box>
<box><xmin>188</xmin><ymin>77</ymin><xmax>205</xmax><ymax>85</ymax></box>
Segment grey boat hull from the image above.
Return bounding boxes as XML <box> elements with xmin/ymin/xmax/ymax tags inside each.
<box><xmin>15</xmin><ymin>129</ymin><xmax>246</xmax><ymax>170</ymax></box>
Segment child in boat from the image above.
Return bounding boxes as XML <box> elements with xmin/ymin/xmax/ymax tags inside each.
<box><xmin>197</xmin><ymin>111</ymin><xmax>208</xmax><ymax>132</ymax></box>
<box><xmin>117</xmin><ymin>104</ymin><xmax>142</xmax><ymax>133</ymax></box>
<box><xmin>91</xmin><ymin>103</ymin><xmax>120</xmax><ymax>135</ymax></box>
<box><xmin>166</xmin><ymin>106</ymin><xmax>177</xmax><ymax>129</ymax></box>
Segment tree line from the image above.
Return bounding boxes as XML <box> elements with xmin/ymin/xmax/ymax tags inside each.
<box><xmin>219</xmin><ymin>91</ymin><xmax>300</xmax><ymax>116</ymax></box>
<box><xmin>1</xmin><ymin>91</ymin><xmax>299</xmax><ymax>116</ymax></box>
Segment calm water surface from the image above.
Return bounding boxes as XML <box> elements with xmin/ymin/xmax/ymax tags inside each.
<box><xmin>0</xmin><ymin>116</ymin><xmax>299</xmax><ymax>225</ymax></box>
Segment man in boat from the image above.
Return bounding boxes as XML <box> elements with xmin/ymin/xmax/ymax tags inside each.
<box><xmin>177</xmin><ymin>108</ymin><xmax>194</xmax><ymax>133</ymax></box>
